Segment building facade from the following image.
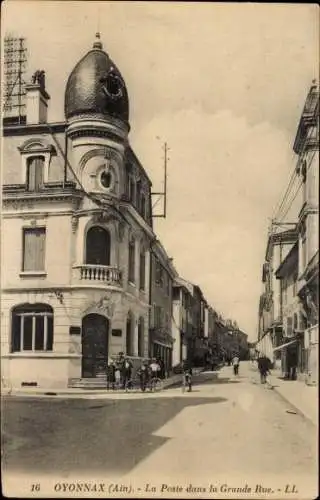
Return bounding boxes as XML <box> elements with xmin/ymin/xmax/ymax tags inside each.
<box><xmin>1</xmin><ymin>35</ymin><xmax>160</xmax><ymax>389</ymax></box>
<box><xmin>171</xmin><ymin>280</ymin><xmax>193</xmax><ymax>367</ymax></box>
<box><xmin>294</xmin><ymin>81</ymin><xmax>319</xmax><ymax>385</ymax></box>
<box><xmin>149</xmin><ymin>240</ymin><xmax>177</xmax><ymax>374</ymax></box>
<box><xmin>258</xmin><ymin>228</ymin><xmax>298</xmax><ymax>362</ymax></box>
<box><xmin>275</xmin><ymin>241</ymin><xmax>306</xmax><ymax>379</ymax></box>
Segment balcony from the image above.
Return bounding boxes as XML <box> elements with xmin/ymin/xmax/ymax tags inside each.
<box><xmin>72</xmin><ymin>264</ymin><xmax>122</xmax><ymax>287</ymax></box>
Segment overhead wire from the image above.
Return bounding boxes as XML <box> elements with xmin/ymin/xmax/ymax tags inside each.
<box><xmin>273</xmin><ymin>120</ymin><xmax>318</xmax><ymax>223</ymax></box>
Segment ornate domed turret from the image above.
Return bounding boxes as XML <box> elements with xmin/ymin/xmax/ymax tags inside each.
<box><xmin>64</xmin><ymin>33</ymin><xmax>129</xmax><ymax>123</ymax></box>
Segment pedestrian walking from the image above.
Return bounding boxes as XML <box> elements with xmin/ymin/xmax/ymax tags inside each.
<box><xmin>182</xmin><ymin>361</ymin><xmax>192</xmax><ymax>392</ymax></box>
<box><xmin>257</xmin><ymin>355</ymin><xmax>271</xmax><ymax>384</ymax></box>
<box><xmin>232</xmin><ymin>354</ymin><xmax>240</xmax><ymax>375</ymax></box>
<box><xmin>137</xmin><ymin>360</ymin><xmax>149</xmax><ymax>392</ymax></box>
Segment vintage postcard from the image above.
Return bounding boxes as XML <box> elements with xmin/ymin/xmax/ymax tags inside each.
<box><xmin>1</xmin><ymin>1</ymin><xmax>318</xmax><ymax>499</ymax></box>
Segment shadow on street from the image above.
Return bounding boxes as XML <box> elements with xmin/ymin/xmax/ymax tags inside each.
<box><xmin>2</xmin><ymin>395</ymin><xmax>227</xmax><ymax>476</ymax></box>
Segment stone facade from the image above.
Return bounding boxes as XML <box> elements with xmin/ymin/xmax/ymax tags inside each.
<box><xmin>1</xmin><ymin>36</ymin><xmax>156</xmax><ymax>389</ymax></box>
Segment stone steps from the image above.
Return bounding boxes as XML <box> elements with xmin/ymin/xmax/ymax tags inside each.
<box><xmin>68</xmin><ymin>377</ymin><xmax>109</xmax><ymax>389</ymax></box>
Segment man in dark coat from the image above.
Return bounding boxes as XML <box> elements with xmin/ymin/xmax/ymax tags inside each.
<box><xmin>257</xmin><ymin>355</ymin><xmax>271</xmax><ymax>384</ymax></box>
<box><xmin>122</xmin><ymin>357</ymin><xmax>133</xmax><ymax>390</ymax></box>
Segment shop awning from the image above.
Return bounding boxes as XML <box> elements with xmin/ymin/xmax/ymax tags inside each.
<box><xmin>150</xmin><ymin>328</ymin><xmax>175</xmax><ymax>346</ymax></box>
<box><xmin>273</xmin><ymin>339</ymin><xmax>298</xmax><ymax>352</ymax></box>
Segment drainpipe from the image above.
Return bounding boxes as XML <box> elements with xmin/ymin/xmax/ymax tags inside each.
<box><xmin>148</xmin><ymin>237</ymin><xmax>156</xmax><ymax>358</ymax></box>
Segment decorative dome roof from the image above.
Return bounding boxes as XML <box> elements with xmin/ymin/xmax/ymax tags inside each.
<box><xmin>64</xmin><ymin>33</ymin><xmax>129</xmax><ymax>122</ymax></box>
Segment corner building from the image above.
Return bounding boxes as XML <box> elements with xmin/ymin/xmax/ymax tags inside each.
<box><xmin>1</xmin><ymin>35</ymin><xmax>155</xmax><ymax>389</ymax></box>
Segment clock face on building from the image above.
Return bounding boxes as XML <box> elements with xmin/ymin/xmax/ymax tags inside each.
<box><xmin>101</xmin><ymin>70</ymin><xmax>123</xmax><ymax>100</ymax></box>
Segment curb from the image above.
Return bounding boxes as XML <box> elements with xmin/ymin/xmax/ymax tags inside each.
<box><xmin>1</xmin><ymin>370</ymin><xmax>205</xmax><ymax>399</ymax></box>
<box><xmin>265</xmin><ymin>379</ymin><xmax>317</xmax><ymax>427</ymax></box>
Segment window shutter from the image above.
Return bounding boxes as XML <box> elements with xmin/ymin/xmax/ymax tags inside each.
<box><xmin>23</xmin><ymin>228</ymin><xmax>46</xmax><ymax>271</ymax></box>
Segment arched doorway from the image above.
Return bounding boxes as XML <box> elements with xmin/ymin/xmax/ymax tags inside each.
<box><xmin>86</xmin><ymin>226</ymin><xmax>111</xmax><ymax>266</ymax></box>
<box><xmin>82</xmin><ymin>314</ymin><xmax>109</xmax><ymax>378</ymax></box>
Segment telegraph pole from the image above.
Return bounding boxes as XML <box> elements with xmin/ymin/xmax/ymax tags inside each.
<box><xmin>152</xmin><ymin>141</ymin><xmax>170</xmax><ymax>219</ymax></box>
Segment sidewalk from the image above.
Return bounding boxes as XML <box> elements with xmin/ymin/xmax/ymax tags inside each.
<box><xmin>252</xmin><ymin>364</ymin><xmax>318</xmax><ymax>427</ymax></box>
<box><xmin>1</xmin><ymin>368</ymin><xmax>203</xmax><ymax>399</ymax></box>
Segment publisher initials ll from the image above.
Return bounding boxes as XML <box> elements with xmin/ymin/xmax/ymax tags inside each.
<box><xmin>285</xmin><ymin>485</ymin><xmax>297</xmax><ymax>494</ymax></box>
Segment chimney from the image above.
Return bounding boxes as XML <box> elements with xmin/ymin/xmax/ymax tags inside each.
<box><xmin>25</xmin><ymin>70</ymin><xmax>50</xmax><ymax>124</ymax></box>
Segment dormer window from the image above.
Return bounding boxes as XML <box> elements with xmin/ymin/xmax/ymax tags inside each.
<box><xmin>27</xmin><ymin>156</ymin><xmax>44</xmax><ymax>191</ymax></box>
<box><xmin>18</xmin><ymin>138</ymin><xmax>56</xmax><ymax>187</ymax></box>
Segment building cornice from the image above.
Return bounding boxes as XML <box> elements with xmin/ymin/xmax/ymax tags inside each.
<box><xmin>3</xmin><ymin>121</ymin><xmax>67</xmax><ymax>136</ymax></box>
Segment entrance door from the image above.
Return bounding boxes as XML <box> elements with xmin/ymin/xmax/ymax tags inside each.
<box><xmin>82</xmin><ymin>314</ymin><xmax>109</xmax><ymax>378</ymax></box>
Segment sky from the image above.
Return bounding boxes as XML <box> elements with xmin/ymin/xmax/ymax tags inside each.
<box><xmin>2</xmin><ymin>1</ymin><xmax>319</xmax><ymax>339</ymax></box>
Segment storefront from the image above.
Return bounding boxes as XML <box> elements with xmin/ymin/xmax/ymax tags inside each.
<box><xmin>149</xmin><ymin>328</ymin><xmax>174</xmax><ymax>376</ymax></box>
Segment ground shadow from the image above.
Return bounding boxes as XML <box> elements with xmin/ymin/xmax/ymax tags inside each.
<box><xmin>2</xmin><ymin>395</ymin><xmax>227</xmax><ymax>476</ymax></box>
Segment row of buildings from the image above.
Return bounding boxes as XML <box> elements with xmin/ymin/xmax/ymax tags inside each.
<box><xmin>257</xmin><ymin>81</ymin><xmax>319</xmax><ymax>385</ymax></box>
<box><xmin>1</xmin><ymin>34</ymin><xmax>248</xmax><ymax>390</ymax></box>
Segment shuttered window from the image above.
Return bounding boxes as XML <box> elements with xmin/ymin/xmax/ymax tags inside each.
<box><xmin>27</xmin><ymin>156</ymin><xmax>44</xmax><ymax>191</ymax></box>
<box><xmin>22</xmin><ymin>228</ymin><xmax>46</xmax><ymax>271</ymax></box>
<box><xmin>139</xmin><ymin>249</ymin><xmax>146</xmax><ymax>290</ymax></box>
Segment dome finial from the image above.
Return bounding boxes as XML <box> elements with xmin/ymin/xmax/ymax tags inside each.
<box><xmin>93</xmin><ymin>32</ymin><xmax>103</xmax><ymax>50</ymax></box>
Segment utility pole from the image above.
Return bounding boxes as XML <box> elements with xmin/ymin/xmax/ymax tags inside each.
<box><xmin>152</xmin><ymin>141</ymin><xmax>169</xmax><ymax>219</ymax></box>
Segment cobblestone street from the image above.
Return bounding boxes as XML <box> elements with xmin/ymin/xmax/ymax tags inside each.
<box><xmin>2</xmin><ymin>363</ymin><xmax>317</xmax><ymax>498</ymax></box>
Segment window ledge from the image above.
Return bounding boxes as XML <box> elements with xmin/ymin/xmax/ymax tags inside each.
<box><xmin>3</xmin><ymin>353</ymin><xmax>81</xmax><ymax>359</ymax></box>
<box><xmin>20</xmin><ymin>271</ymin><xmax>47</xmax><ymax>278</ymax></box>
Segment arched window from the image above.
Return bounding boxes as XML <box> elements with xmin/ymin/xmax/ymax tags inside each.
<box><xmin>128</xmin><ymin>238</ymin><xmax>135</xmax><ymax>283</ymax></box>
<box><xmin>140</xmin><ymin>194</ymin><xmax>146</xmax><ymax>219</ymax></box>
<box><xmin>126</xmin><ymin>313</ymin><xmax>134</xmax><ymax>356</ymax></box>
<box><xmin>138</xmin><ymin>317</ymin><xmax>145</xmax><ymax>357</ymax></box>
<box><xmin>86</xmin><ymin>226</ymin><xmax>111</xmax><ymax>266</ymax></box>
<box><xmin>11</xmin><ymin>303</ymin><xmax>53</xmax><ymax>352</ymax></box>
<box><xmin>139</xmin><ymin>248</ymin><xmax>146</xmax><ymax>291</ymax></box>
<box><xmin>27</xmin><ymin>156</ymin><xmax>45</xmax><ymax>191</ymax></box>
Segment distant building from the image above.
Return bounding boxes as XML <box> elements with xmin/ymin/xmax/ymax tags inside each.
<box><xmin>149</xmin><ymin>240</ymin><xmax>178</xmax><ymax>374</ymax></box>
<box><xmin>171</xmin><ymin>279</ymin><xmax>193</xmax><ymax>367</ymax></box>
<box><xmin>258</xmin><ymin>228</ymin><xmax>298</xmax><ymax>362</ymax></box>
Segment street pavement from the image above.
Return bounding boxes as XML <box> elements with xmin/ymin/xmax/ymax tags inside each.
<box><xmin>2</xmin><ymin>362</ymin><xmax>318</xmax><ymax>499</ymax></box>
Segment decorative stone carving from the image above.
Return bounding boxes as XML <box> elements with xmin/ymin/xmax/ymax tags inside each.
<box><xmin>71</xmin><ymin>216</ymin><xmax>79</xmax><ymax>233</ymax></box>
<box><xmin>84</xmin><ymin>294</ymin><xmax>116</xmax><ymax>318</ymax></box>
<box><xmin>118</xmin><ymin>221</ymin><xmax>126</xmax><ymax>242</ymax></box>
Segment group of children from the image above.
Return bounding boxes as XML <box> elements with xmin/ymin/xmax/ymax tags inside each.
<box><xmin>106</xmin><ymin>355</ymin><xmax>165</xmax><ymax>391</ymax></box>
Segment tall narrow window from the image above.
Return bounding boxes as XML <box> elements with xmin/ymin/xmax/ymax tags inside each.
<box><xmin>126</xmin><ymin>314</ymin><xmax>133</xmax><ymax>356</ymax></box>
<box><xmin>11</xmin><ymin>304</ymin><xmax>54</xmax><ymax>352</ymax></box>
<box><xmin>141</xmin><ymin>195</ymin><xmax>146</xmax><ymax>219</ymax></box>
<box><xmin>128</xmin><ymin>239</ymin><xmax>135</xmax><ymax>283</ymax></box>
<box><xmin>138</xmin><ymin>317</ymin><xmax>144</xmax><ymax>357</ymax></box>
<box><xmin>27</xmin><ymin>156</ymin><xmax>44</xmax><ymax>191</ymax></box>
<box><xmin>139</xmin><ymin>248</ymin><xmax>146</xmax><ymax>290</ymax></box>
<box><xmin>22</xmin><ymin>228</ymin><xmax>46</xmax><ymax>272</ymax></box>
<box><xmin>86</xmin><ymin>226</ymin><xmax>111</xmax><ymax>266</ymax></box>
<box><xmin>129</xmin><ymin>178</ymin><xmax>135</xmax><ymax>204</ymax></box>
<box><xmin>136</xmin><ymin>180</ymin><xmax>141</xmax><ymax>212</ymax></box>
